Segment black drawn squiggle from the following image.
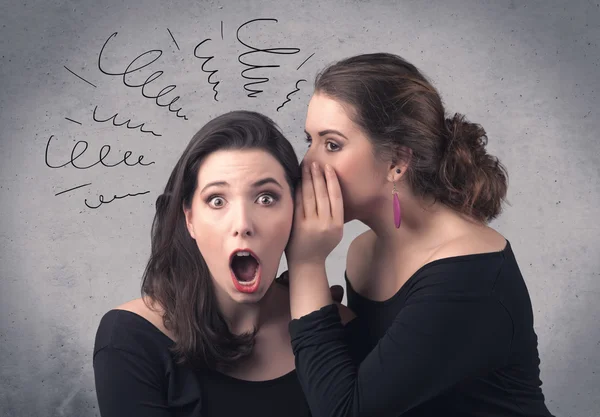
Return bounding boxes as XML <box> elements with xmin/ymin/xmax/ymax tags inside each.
<box><xmin>92</xmin><ymin>106</ymin><xmax>161</xmax><ymax>136</ymax></box>
<box><xmin>97</xmin><ymin>32</ymin><xmax>188</xmax><ymax>120</ymax></box>
<box><xmin>64</xmin><ymin>66</ymin><xmax>97</xmax><ymax>88</ymax></box>
<box><xmin>65</xmin><ymin>117</ymin><xmax>82</xmax><ymax>125</ymax></box>
<box><xmin>193</xmin><ymin>39</ymin><xmax>221</xmax><ymax>101</ymax></box>
<box><xmin>296</xmin><ymin>53</ymin><xmax>315</xmax><ymax>71</ymax></box>
<box><xmin>55</xmin><ymin>183</ymin><xmax>92</xmax><ymax>196</ymax></box>
<box><xmin>167</xmin><ymin>28</ymin><xmax>180</xmax><ymax>50</ymax></box>
<box><xmin>277</xmin><ymin>79</ymin><xmax>306</xmax><ymax>112</ymax></box>
<box><xmin>236</xmin><ymin>18</ymin><xmax>301</xmax><ymax>98</ymax></box>
<box><xmin>85</xmin><ymin>190</ymin><xmax>150</xmax><ymax>209</ymax></box>
<box><xmin>45</xmin><ymin>135</ymin><xmax>154</xmax><ymax>170</ymax></box>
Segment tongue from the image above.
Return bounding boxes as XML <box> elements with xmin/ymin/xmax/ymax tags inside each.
<box><xmin>232</xmin><ymin>256</ymin><xmax>258</xmax><ymax>282</ymax></box>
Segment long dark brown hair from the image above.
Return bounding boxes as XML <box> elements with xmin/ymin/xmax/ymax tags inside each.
<box><xmin>315</xmin><ymin>53</ymin><xmax>508</xmax><ymax>222</ymax></box>
<box><xmin>141</xmin><ymin>110</ymin><xmax>300</xmax><ymax>371</ymax></box>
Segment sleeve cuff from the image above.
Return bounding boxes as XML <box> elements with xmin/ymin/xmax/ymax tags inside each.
<box><xmin>289</xmin><ymin>304</ymin><xmax>344</xmax><ymax>350</ymax></box>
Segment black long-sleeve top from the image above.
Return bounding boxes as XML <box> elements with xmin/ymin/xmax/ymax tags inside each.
<box><xmin>93</xmin><ymin>309</ymin><xmax>312</xmax><ymax>417</ymax></box>
<box><xmin>289</xmin><ymin>241</ymin><xmax>555</xmax><ymax>417</ymax></box>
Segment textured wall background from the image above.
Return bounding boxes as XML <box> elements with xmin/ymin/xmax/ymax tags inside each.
<box><xmin>1</xmin><ymin>0</ymin><xmax>598</xmax><ymax>416</ymax></box>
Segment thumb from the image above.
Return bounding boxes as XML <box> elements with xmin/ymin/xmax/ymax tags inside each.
<box><xmin>329</xmin><ymin>285</ymin><xmax>344</xmax><ymax>303</ymax></box>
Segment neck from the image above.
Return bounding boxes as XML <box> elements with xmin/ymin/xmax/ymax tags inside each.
<box><xmin>356</xmin><ymin>186</ymin><xmax>470</xmax><ymax>252</ymax></box>
<box><xmin>215</xmin><ymin>281</ymin><xmax>281</xmax><ymax>335</ymax></box>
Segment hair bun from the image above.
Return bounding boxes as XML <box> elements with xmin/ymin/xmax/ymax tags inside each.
<box><xmin>444</xmin><ymin>113</ymin><xmax>488</xmax><ymax>161</ymax></box>
<box><xmin>439</xmin><ymin>113</ymin><xmax>508</xmax><ymax>222</ymax></box>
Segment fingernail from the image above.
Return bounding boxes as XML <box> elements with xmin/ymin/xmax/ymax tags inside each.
<box><xmin>312</xmin><ymin>162</ymin><xmax>318</xmax><ymax>171</ymax></box>
<box><xmin>325</xmin><ymin>164</ymin><xmax>333</xmax><ymax>173</ymax></box>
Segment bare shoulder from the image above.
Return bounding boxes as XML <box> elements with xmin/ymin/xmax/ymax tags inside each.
<box><xmin>346</xmin><ymin>229</ymin><xmax>377</xmax><ymax>282</ymax></box>
<box><xmin>115</xmin><ymin>297</ymin><xmax>154</xmax><ymax>315</ymax></box>
<box><xmin>427</xmin><ymin>226</ymin><xmax>507</xmax><ymax>263</ymax></box>
<box><xmin>115</xmin><ymin>298</ymin><xmax>172</xmax><ymax>338</ymax></box>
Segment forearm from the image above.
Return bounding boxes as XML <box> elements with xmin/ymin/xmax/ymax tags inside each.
<box><xmin>289</xmin><ymin>293</ymin><xmax>514</xmax><ymax>417</ymax></box>
<box><xmin>288</xmin><ymin>261</ymin><xmax>333</xmax><ymax>319</ymax></box>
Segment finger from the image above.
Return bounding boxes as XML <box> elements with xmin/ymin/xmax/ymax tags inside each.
<box><xmin>330</xmin><ymin>285</ymin><xmax>344</xmax><ymax>303</ymax></box>
<box><xmin>311</xmin><ymin>162</ymin><xmax>331</xmax><ymax>218</ymax></box>
<box><xmin>325</xmin><ymin>164</ymin><xmax>344</xmax><ymax>222</ymax></box>
<box><xmin>301</xmin><ymin>162</ymin><xmax>316</xmax><ymax>218</ymax></box>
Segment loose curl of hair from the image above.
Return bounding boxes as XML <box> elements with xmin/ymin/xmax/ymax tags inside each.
<box><xmin>141</xmin><ymin>110</ymin><xmax>300</xmax><ymax>371</ymax></box>
<box><xmin>314</xmin><ymin>53</ymin><xmax>508</xmax><ymax>222</ymax></box>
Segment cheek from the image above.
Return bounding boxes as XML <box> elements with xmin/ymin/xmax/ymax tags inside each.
<box><xmin>263</xmin><ymin>207</ymin><xmax>293</xmax><ymax>250</ymax></box>
<box><xmin>331</xmin><ymin>155</ymin><xmax>382</xmax><ymax>209</ymax></box>
<box><xmin>192</xmin><ymin>218</ymin><xmax>225</xmax><ymax>266</ymax></box>
<box><xmin>330</xmin><ymin>158</ymin><xmax>361</xmax><ymax>200</ymax></box>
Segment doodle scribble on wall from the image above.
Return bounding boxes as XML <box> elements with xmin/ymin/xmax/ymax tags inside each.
<box><xmin>47</xmin><ymin>20</ymin><xmax>315</xmax><ymax>210</ymax></box>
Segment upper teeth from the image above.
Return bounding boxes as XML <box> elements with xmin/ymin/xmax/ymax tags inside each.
<box><xmin>236</xmin><ymin>251</ymin><xmax>251</xmax><ymax>256</ymax></box>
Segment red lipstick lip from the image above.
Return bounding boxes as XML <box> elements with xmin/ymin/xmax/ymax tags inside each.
<box><xmin>229</xmin><ymin>248</ymin><xmax>261</xmax><ymax>294</ymax></box>
<box><xmin>229</xmin><ymin>248</ymin><xmax>261</xmax><ymax>265</ymax></box>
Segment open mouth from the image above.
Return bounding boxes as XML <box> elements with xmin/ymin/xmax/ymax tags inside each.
<box><xmin>229</xmin><ymin>249</ymin><xmax>261</xmax><ymax>292</ymax></box>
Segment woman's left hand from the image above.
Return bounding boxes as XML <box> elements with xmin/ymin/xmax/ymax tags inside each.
<box><xmin>286</xmin><ymin>162</ymin><xmax>344</xmax><ymax>267</ymax></box>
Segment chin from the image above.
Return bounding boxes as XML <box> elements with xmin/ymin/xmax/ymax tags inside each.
<box><xmin>230</xmin><ymin>292</ymin><xmax>265</xmax><ymax>304</ymax></box>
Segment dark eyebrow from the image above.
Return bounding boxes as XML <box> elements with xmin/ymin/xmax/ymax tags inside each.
<box><xmin>252</xmin><ymin>177</ymin><xmax>284</xmax><ymax>189</ymax></box>
<box><xmin>201</xmin><ymin>177</ymin><xmax>283</xmax><ymax>193</ymax></box>
<box><xmin>201</xmin><ymin>181</ymin><xmax>227</xmax><ymax>193</ymax></box>
<box><xmin>304</xmin><ymin>129</ymin><xmax>348</xmax><ymax>140</ymax></box>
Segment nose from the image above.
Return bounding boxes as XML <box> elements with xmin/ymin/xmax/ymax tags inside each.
<box><xmin>300</xmin><ymin>158</ymin><xmax>311</xmax><ymax>170</ymax></box>
<box><xmin>302</xmin><ymin>143</ymin><xmax>322</xmax><ymax>169</ymax></box>
<box><xmin>231</xmin><ymin>202</ymin><xmax>254</xmax><ymax>238</ymax></box>
<box><xmin>301</xmin><ymin>152</ymin><xmax>314</xmax><ymax>171</ymax></box>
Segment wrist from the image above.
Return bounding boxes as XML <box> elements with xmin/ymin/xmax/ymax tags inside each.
<box><xmin>288</xmin><ymin>260</ymin><xmax>326</xmax><ymax>276</ymax></box>
<box><xmin>287</xmin><ymin>261</ymin><xmax>331</xmax><ymax>319</ymax></box>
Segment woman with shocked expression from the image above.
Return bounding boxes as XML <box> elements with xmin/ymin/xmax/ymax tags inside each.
<box><xmin>186</xmin><ymin>148</ymin><xmax>292</xmax><ymax>310</ymax></box>
<box><xmin>93</xmin><ymin>111</ymin><xmax>349</xmax><ymax>417</ymax></box>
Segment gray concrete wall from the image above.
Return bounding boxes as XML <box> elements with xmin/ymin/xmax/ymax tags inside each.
<box><xmin>1</xmin><ymin>0</ymin><xmax>598</xmax><ymax>415</ymax></box>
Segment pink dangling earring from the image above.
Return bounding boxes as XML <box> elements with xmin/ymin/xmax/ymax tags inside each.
<box><xmin>393</xmin><ymin>168</ymin><xmax>401</xmax><ymax>228</ymax></box>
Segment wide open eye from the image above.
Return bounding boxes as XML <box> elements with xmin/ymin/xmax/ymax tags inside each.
<box><xmin>208</xmin><ymin>196</ymin><xmax>226</xmax><ymax>208</ymax></box>
<box><xmin>256</xmin><ymin>193</ymin><xmax>277</xmax><ymax>206</ymax></box>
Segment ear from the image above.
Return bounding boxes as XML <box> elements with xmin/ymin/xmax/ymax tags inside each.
<box><xmin>387</xmin><ymin>146</ymin><xmax>412</xmax><ymax>182</ymax></box>
<box><xmin>183</xmin><ymin>204</ymin><xmax>196</xmax><ymax>240</ymax></box>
